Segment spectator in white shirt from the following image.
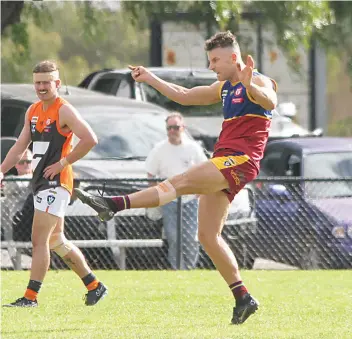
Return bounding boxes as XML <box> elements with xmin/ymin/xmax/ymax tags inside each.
<box><xmin>145</xmin><ymin>112</ymin><xmax>207</xmax><ymax>269</ymax></box>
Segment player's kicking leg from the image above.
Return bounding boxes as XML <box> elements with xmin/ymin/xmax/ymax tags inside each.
<box><xmin>74</xmin><ymin>159</ymin><xmax>229</xmax><ymax>221</ymax></box>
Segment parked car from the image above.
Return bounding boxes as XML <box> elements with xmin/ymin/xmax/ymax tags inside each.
<box><xmin>249</xmin><ymin>137</ymin><xmax>352</xmax><ymax>269</ymax></box>
<box><xmin>65</xmin><ymin>103</ymin><xmax>256</xmax><ymax>269</ymax></box>
<box><xmin>1</xmin><ymin>84</ymin><xmax>103</xmax><ymax>138</ymax></box>
<box><xmin>1</xmin><ymin>83</ymin><xmax>256</xmax><ymax>269</ymax></box>
<box><xmin>78</xmin><ymin>67</ymin><xmax>317</xmax><ymax>151</ymax></box>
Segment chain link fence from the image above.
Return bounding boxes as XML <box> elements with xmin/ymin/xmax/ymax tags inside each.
<box><xmin>1</xmin><ymin>177</ymin><xmax>351</xmax><ymax>271</ymax></box>
<box><xmin>248</xmin><ymin>177</ymin><xmax>352</xmax><ymax>269</ymax></box>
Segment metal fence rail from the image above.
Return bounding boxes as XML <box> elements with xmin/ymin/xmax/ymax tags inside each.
<box><xmin>1</xmin><ymin>238</ymin><xmax>163</xmax><ymax>270</ymax></box>
<box><xmin>1</xmin><ymin>177</ymin><xmax>351</xmax><ymax>270</ymax></box>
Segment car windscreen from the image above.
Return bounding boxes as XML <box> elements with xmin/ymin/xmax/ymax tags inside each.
<box><xmin>141</xmin><ymin>77</ymin><xmax>222</xmax><ymax>116</ymax></box>
<box><xmin>304</xmin><ymin>152</ymin><xmax>352</xmax><ymax>198</ymax></box>
<box><xmin>76</xmin><ymin>109</ymin><xmax>167</xmax><ymax>159</ymax></box>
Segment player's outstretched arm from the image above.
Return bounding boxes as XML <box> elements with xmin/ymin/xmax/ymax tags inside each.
<box><xmin>128</xmin><ymin>65</ymin><xmax>222</xmax><ymax>106</ymax></box>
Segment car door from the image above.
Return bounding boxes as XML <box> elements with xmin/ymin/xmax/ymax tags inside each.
<box><xmin>263</xmin><ymin>147</ymin><xmax>302</xmax><ymax>217</ymax></box>
<box><xmin>257</xmin><ymin>145</ymin><xmax>295</xmax><ymax>217</ymax></box>
<box><xmin>255</xmin><ymin>144</ymin><xmax>305</xmax><ymax>265</ymax></box>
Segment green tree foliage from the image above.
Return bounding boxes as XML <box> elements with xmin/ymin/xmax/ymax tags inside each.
<box><xmin>2</xmin><ymin>1</ymin><xmax>352</xmax><ymax>83</ymax></box>
<box><xmin>1</xmin><ymin>1</ymin><xmax>150</xmax><ymax>84</ymax></box>
<box><xmin>123</xmin><ymin>1</ymin><xmax>352</xmax><ymax>74</ymax></box>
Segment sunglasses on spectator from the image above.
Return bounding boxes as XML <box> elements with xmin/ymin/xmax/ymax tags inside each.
<box><xmin>18</xmin><ymin>160</ymin><xmax>32</xmax><ymax>165</ymax></box>
<box><xmin>167</xmin><ymin>125</ymin><xmax>182</xmax><ymax>131</ymax></box>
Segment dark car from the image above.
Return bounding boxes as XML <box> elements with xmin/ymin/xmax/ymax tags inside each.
<box><xmin>78</xmin><ymin>68</ymin><xmax>315</xmax><ymax>151</ymax></box>
<box><xmin>250</xmin><ymin>137</ymin><xmax>352</xmax><ymax>269</ymax></box>
<box><xmin>1</xmin><ymin>84</ymin><xmax>105</xmax><ymax>138</ymax></box>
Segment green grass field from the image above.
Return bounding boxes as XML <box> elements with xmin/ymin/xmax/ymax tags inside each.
<box><xmin>1</xmin><ymin>270</ymin><xmax>352</xmax><ymax>339</ymax></box>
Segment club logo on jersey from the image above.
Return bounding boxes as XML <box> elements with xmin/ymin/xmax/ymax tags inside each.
<box><xmin>235</xmin><ymin>88</ymin><xmax>243</xmax><ymax>96</ymax></box>
<box><xmin>47</xmin><ymin>195</ymin><xmax>56</xmax><ymax>205</ymax></box>
<box><xmin>36</xmin><ymin>196</ymin><xmax>42</xmax><ymax>203</ymax></box>
<box><xmin>43</xmin><ymin>118</ymin><xmax>52</xmax><ymax>132</ymax></box>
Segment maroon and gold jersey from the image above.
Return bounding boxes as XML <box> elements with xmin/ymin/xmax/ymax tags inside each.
<box><xmin>28</xmin><ymin>97</ymin><xmax>74</xmax><ymax>195</ymax></box>
<box><xmin>215</xmin><ymin>72</ymin><xmax>277</xmax><ymax>164</ymax></box>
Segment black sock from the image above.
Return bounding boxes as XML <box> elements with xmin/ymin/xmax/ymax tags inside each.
<box><xmin>82</xmin><ymin>273</ymin><xmax>96</xmax><ymax>286</ymax></box>
<box><xmin>27</xmin><ymin>280</ymin><xmax>42</xmax><ymax>293</ymax></box>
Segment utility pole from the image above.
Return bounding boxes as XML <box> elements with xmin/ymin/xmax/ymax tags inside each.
<box><xmin>150</xmin><ymin>19</ymin><xmax>162</xmax><ymax>67</ymax></box>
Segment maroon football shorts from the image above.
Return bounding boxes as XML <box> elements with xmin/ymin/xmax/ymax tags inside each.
<box><xmin>210</xmin><ymin>149</ymin><xmax>258</xmax><ymax>202</ymax></box>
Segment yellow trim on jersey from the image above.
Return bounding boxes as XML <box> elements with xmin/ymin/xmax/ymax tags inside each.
<box><xmin>224</xmin><ymin>116</ymin><xmax>239</xmax><ymax>122</ymax></box>
<box><xmin>231</xmin><ymin>80</ymin><xmax>241</xmax><ymax>86</ymax></box>
<box><xmin>245</xmin><ymin>114</ymin><xmax>271</xmax><ymax>120</ymax></box>
<box><xmin>210</xmin><ymin>154</ymin><xmax>250</xmax><ymax>170</ymax></box>
<box><xmin>224</xmin><ymin>114</ymin><xmax>270</xmax><ymax>122</ymax></box>
<box><xmin>218</xmin><ymin>81</ymin><xmax>226</xmax><ymax>100</ymax></box>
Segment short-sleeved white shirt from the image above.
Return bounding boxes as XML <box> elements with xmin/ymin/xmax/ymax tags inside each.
<box><xmin>145</xmin><ymin>137</ymin><xmax>207</xmax><ymax>179</ymax></box>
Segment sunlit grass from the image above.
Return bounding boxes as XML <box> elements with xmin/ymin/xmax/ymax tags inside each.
<box><xmin>1</xmin><ymin>270</ymin><xmax>352</xmax><ymax>338</ymax></box>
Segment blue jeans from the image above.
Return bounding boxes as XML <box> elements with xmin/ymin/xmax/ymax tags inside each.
<box><xmin>161</xmin><ymin>198</ymin><xmax>199</xmax><ymax>269</ymax></box>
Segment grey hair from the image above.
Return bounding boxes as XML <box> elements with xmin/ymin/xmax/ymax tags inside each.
<box><xmin>165</xmin><ymin>112</ymin><xmax>184</xmax><ymax>124</ymax></box>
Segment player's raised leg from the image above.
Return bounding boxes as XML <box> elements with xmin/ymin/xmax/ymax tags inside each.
<box><xmin>75</xmin><ymin>160</ymin><xmax>228</xmax><ymax>221</ymax></box>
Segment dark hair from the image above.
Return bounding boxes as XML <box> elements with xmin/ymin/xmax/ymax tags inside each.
<box><xmin>33</xmin><ymin>60</ymin><xmax>58</xmax><ymax>73</ymax></box>
<box><xmin>204</xmin><ymin>31</ymin><xmax>240</xmax><ymax>52</ymax></box>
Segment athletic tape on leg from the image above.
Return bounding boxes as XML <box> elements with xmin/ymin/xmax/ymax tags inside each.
<box><xmin>155</xmin><ymin>180</ymin><xmax>177</xmax><ymax>205</ymax></box>
<box><xmin>49</xmin><ymin>232</ymin><xmax>73</xmax><ymax>257</ymax></box>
